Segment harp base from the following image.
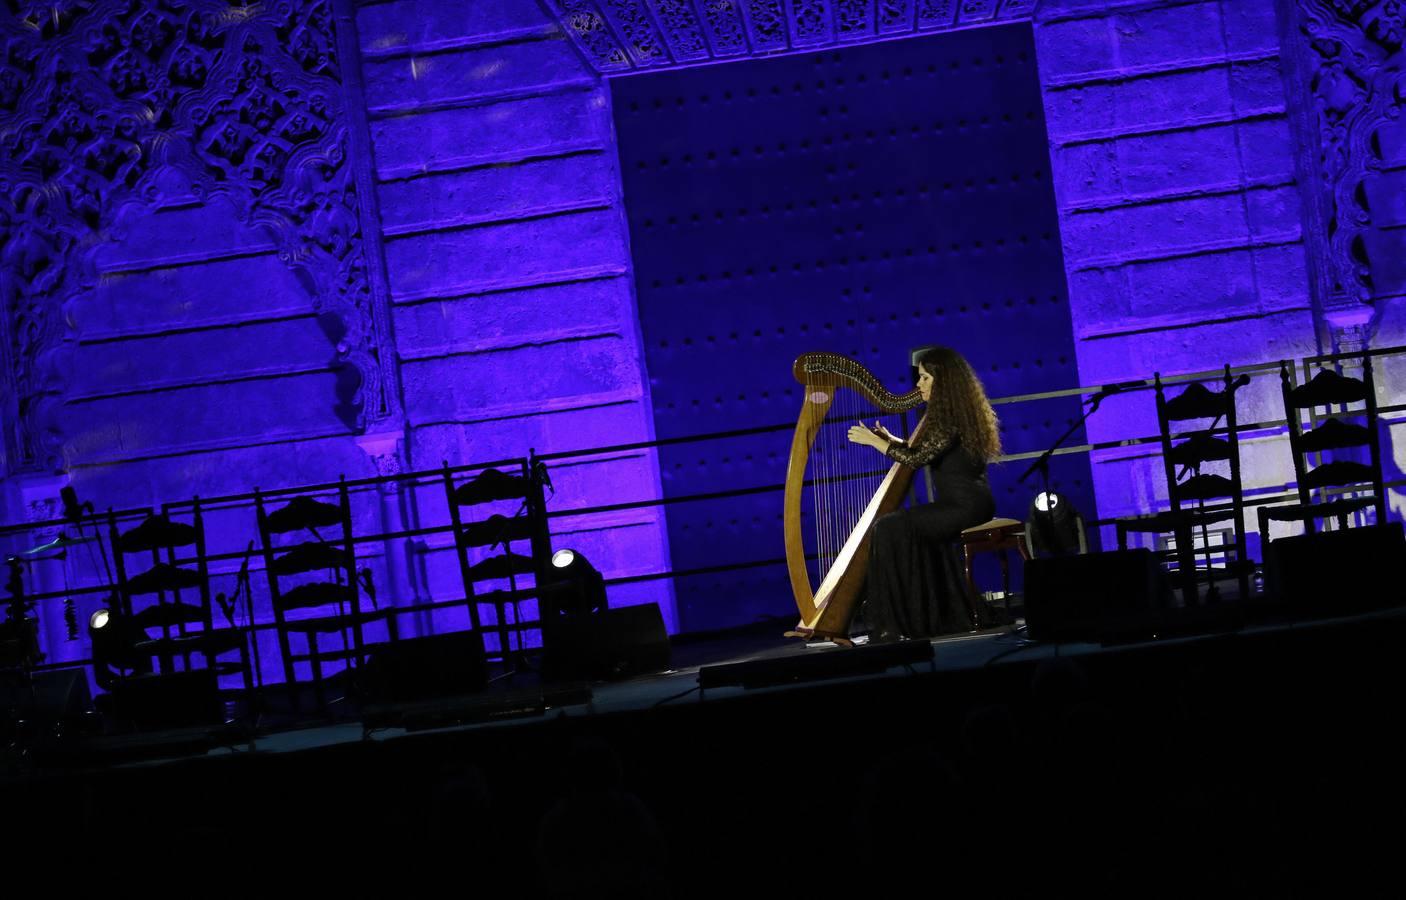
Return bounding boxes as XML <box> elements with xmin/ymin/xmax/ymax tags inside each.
<box><xmin>784</xmin><ymin>625</ymin><xmax>855</xmax><ymax>647</ymax></box>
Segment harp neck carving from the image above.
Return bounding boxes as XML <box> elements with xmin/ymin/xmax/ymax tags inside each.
<box><xmin>793</xmin><ymin>352</ymin><xmax>925</xmax><ymax>412</ymax></box>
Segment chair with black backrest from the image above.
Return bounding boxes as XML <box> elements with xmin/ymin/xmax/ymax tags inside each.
<box><xmin>108</xmin><ymin>502</ymin><xmax>251</xmax><ymax>724</ymax></box>
<box><xmin>1259</xmin><ymin>356</ymin><xmax>1386</xmax><ymax>538</ymax></box>
<box><xmin>443</xmin><ymin>462</ymin><xmax>552</xmax><ymax>667</ymax></box>
<box><xmin>255</xmin><ymin>478</ymin><xmax>396</xmax><ymax>712</ymax></box>
<box><xmin>1116</xmin><ymin>366</ymin><xmax>1253</xmax><ymax>605</ymax></box>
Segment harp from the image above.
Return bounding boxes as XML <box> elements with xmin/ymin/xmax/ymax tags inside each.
<box><xmin>784</xmin><ymin>352</ymin><xmax>927</xmax><ymax>639</ymax></box>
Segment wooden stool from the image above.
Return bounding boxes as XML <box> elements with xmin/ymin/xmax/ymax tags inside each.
<box><xmin>960</xmin><ymin>518</ymin><xmax>1031</xmax><ymax>625</ymax></box>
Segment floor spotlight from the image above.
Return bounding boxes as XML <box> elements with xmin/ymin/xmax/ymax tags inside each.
<box><xmin>1026</xmin><ymin>491</ymin><xmax>1087</xmax><ymax>557</ymax></box>
<box><xmin>88</xmin><ymin>606</ymin><xmax>150</xmax><ymax>689</ymax></box>
<box><xmin>543</xmin><ymin>548</ymin><xmax>607</xmax><ymax>617</ymax></box>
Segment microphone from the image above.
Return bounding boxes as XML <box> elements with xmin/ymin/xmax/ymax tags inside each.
<box><xmin>215</xmin><ymin>591</ymin><xmax>236</xmax><ymax>627</ymax></box>
<box><xmin>531</xmin><ymin>450</ymin><xmax>553</xmax><ymax>494</ymax></box>
<box><xmin>1228</xmin><ymin>373</ymin><xmax>1251</xmax><ymax>391</ymax></box>
<box><xmin>60</xmin><ymin>485</ymin><xmax>87</xmax><ymax>524</ymax></box>
<box><xmin>1087</xmin><ymin>380</ymin><xmax>1143</xmax><ymax>403</ymax></box>
<box><xmin>359</xmin><ymin>568</ymin><xmax>377</xmax><ymax>608</ymax></box>
<box><xmin>236</xmin><ymin>540</ymin><xmax>253</xmax><ymax>585</ymax></box>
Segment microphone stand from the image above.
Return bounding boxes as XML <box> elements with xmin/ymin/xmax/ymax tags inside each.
<box><xmin>234</xmin><ymin>539</ymin><xmax>263</xmax><ymax>693</ymax></box>
<box><xmin>217</xmin><ymin>540</ymin><xmax>263</xmax><ymax>724</ymax></box>
<box><xmin>1018</xmin><ymin>386</ymin><xmax>1133</xmax><ymax>555</ymax></box>
<box><xmin>1018</xmin><ymin>387</ymin><xmax>1122</xmax><ymax>493</ymax></box>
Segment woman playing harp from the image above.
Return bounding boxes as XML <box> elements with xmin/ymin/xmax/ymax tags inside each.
<box><xmin>784</xmin><ymin>346</ymin><xmax>1000</xmax><ymax>641</ymax></box>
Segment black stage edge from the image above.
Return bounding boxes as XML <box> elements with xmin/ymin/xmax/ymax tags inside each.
<box><xmin>698</xmin><ymin>636</ymin><xmax>934</xmax><ymax>689</ymax></box>
<box><xmin>5</xmin><ymin>607</ymin><xmax>1406</xmax><ymax>895</ymax></box>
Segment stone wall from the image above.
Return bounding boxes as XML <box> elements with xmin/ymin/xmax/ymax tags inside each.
<box><xmin>1276</xmin><ymin>0</ymin><xmax>1406</xmax><ymax>520</ymax></box>
<box><xmin>350</xmin><ymin>0</ymin><xmax>675</xmax><ymax>628</ymax></box>
<box><xmin>1032</xmin><ymin>0</ymin><xmax>1323</xmax><ymax>529</ymax></box>
<box><xmin>4</xmin><ymin>1</ymin><xmax>1404</xmax><ymax>658</ymax></box>
<box><xmin>0</xmin><ymin>1</ymin><xmax>673</xmax><ymax>673</ymax></box>
<box><xmin>0</xmin><ymin>1</ymin><xmax>396</xmax><ymax>508</ymax></box>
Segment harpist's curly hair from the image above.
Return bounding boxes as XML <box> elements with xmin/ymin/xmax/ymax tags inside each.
<box><xmin>916</xmin><ymin>346</ymin><xmax>1002</xmax><ymax>463</ymax></box>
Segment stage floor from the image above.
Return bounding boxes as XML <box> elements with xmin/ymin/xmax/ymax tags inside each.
<box><xmin>10</xmin><ymin>599</ymin><xmax>1406</xmax><ymax>897</ymax></box>
<box><xmin>34</xmin><ymin>594</ymin><xmax>1405</xmax><ymax>772</ymax></box>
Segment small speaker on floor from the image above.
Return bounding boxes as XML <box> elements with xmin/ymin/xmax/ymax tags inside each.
<box><xmin>1</xmin><ymin>667</ymin><xmax>92</xmax><ymax>727</ymax></box>
<box><xmin>1264</xmin><ymin>522</ymin><xmax>1405</xmax><ymax>616</ymax></box>
<box><xmin>361</xmin><ymin>632</ymin><xmax>488</xmax><ymax>702</ymax></box>
<box><xmin>107</xmin><ymin>670</ymin><xmax>222</xmax><ymax>730</ymax></box>
<box><xmin>1024</xmin><ymin>549</ymin><xmax>1167</xmax><ymax>642</ymax></box>
<box><xmin>542</xmin><ymin>603</ymin><xmax>671</xmax><ymax>682</ymax></box>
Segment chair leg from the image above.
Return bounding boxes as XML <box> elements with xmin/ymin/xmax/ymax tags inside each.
<box><xmin>962</xmin><ymin>585</ymin><xmax>984</xmax><ymax>631</ymax></box>
<box><xmin>1174</xmin><ymin>524</ymin><xmax>1199</xmax><ymax>607</ymax></box>
<box><xmin>239</xmin><ymin>642</ymin><xmax>255</xmax><ymax>718</ymax></box>
<box><xmin>309</xmin><ymin>635</ymin><xmax>325</xmax><ymax>712</ymax></box>
<box><xmin>996</xmin><ymin>549</ymin><xmax>1013</xmax><ymax>625</ymax></box>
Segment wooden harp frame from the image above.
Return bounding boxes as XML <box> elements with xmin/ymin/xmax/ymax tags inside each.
<box><xmin>783</xmin><ymin>352</ymin><xmax>926</xmax><ymax>639</ymax></box>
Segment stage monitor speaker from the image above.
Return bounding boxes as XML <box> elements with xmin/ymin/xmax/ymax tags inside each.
<box><xmin>1264</xmin><ymin>522</ymin><xmax>1405</xmax><ymax>616</ymax></box>
<box><xmin>108</xmin><ymin>669</ymin><xmax>222</xmax><ymax>730</ymax></box>
<box><xmin>1</xmin><ymin>668</ymin><xmax>92</xmax><ymax>724</ymax></box>
<box><xmin>1024</xmin><ymin>549</ymin><xmax>1167</xmax><ymax>642</ymax></box>
<box><xmin>542</xmin><ymin>603</ymin><xmax>670</xmax><ymax>682</ymax></box>
<box><xmin>361</xmin><ymin>631</ymin><xmax>488</xmax><ymax>702</ymax></box>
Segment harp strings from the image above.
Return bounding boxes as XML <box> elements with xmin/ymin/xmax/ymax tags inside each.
<box><xmin>808</xmin><ymin>383</ymin><xmax>894</xmax><ymax>592</ymax></box>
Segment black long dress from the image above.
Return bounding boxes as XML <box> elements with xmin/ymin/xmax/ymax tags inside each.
<box><xmin>864</xmin><ymin>421</ymin><xmax>995</xmax><ymax>640</ymax></box>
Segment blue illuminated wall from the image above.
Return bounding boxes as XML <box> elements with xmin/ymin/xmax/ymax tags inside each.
<box><xmin>612</xmin><ymin>24</ymin><xmax>1093</xmax><ymax>631</ymax></box>
<box><xmin>1033</xmin><ymin>0</ymin><xmax>1403</xmax><ymax>529</ymax></box>
<box><xmin>351</xmin><ymin>0</ymin><xmax>676</xmax><ymax>630</ymax></box>
<box><xmin>4</xmin><ymin>0</ymin><xmax>1406</xmax><ymax>663</ymax></box>
<box><xmin>0</xmin><ymin>0</ymin><xmax>675</xmax><ymax>676</ymax></box>
<box><xmin>1033</xmin><ymin>0</ymin><xmax>1325</xmax><ymax>526</ymax></box>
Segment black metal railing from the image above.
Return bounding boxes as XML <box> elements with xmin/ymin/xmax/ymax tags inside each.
<box><xmin>4</xmin><ymin>346</ymin><xmax>1404</xmax><ymax>674</ymax></box>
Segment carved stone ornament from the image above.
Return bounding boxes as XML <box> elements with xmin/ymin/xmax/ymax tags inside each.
<box><xmin>549</xmin><ymin>0</ymin><xmax>1030</xmax><ymax>73</ymax></box>
<box><xmin>27</xmin><ymin>496</ymin><xmax>58</xmax><ymax>525</ymax></box>
<box><xmin>0</xmin><ymin>0</ymin><xmax>399</xmax><ymax>476</ymax></box>
<box><xmin>354</xmin><ymin>429</ymin><xmax>404</xmax><ymax>493</ymax></box>
<box><xmin>1294</xmin><ymin>0</ymin><xmax>1406</xmax><ymax>334</ymax></box>
<box><xmin>555</xmin><ymin>0</ymin><xmax>632</xmax><ymax>71</ymax></box>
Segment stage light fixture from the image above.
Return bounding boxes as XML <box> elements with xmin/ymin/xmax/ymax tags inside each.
<box><xmin>542</xmin><ymin>548</ymin><xmax>607</xmax><ymax>617</ymax></box>
<box><xmin>88</xmin><ymin>606</ymin><xmax>151</xmax><ymax>689</ymax></box>
<box><xmin>1026</xmin><ymin>491</ymin><xmax>1087</xmax><ymax>557</ymax></box>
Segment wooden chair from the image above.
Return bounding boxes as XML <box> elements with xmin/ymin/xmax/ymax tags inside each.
<box><xmin>1116</xmin><ymin>366</ymin><xmax>1252</xmax><ymax>605</ymax></box>
<box><xmin>959</xmin><ymin>518</ymin><xmax>1030</xmax><ymax>625</ymax></box>
<box><xmin>1258</xmin><ymin>356</ymin><xmax>1386</xmax><ymax>539</ymax></box>
<box><xmin>255</xmin><ymin>479</ymin><xmax>396</xmax><ymax>711</ymax></box>
<box><xmin>443</xmin><ymin>462</ymin><xmax>552</xmax><ymax>665</ymax></box>
<box><xmin>106</xmin><ymin>503</ymin><xmax>252</xmax><ymax>722</ymax></box>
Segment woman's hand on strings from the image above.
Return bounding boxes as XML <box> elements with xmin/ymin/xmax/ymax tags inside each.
<box><xmin>847</xmin><ymin>422</ymin><xmax>890</xmax><ymax>451</ymax></box>
<box><xmin>871</xmin><ymin>422</ymin><xmax>901</xmax><ymax>445</ymax></box>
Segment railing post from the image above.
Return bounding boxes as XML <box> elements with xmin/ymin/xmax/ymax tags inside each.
<box><xmin>355</xmin><ymin>431</ymin><xmax>429</xmax><ymax>638</ymax></box>
<box><xmin>11</xmin><ymin>473</ymin><xmax>72</xmax><ymax>662</ymax></box>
